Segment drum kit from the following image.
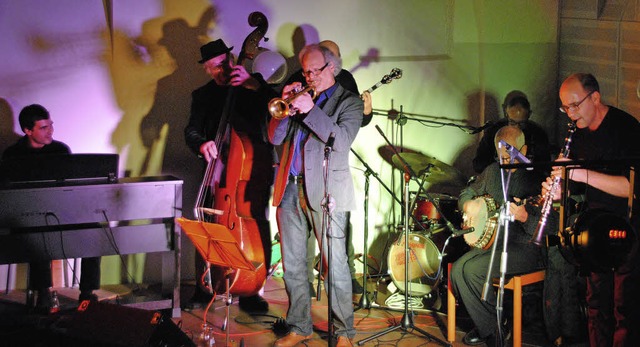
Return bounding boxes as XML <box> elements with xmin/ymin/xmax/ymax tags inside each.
<box><xmin>377</xmin><ymin>147</ymin><xmax>468</xmax><ymax>299</ymax></box>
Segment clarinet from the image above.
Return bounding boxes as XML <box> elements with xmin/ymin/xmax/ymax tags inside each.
<box><xmin>531</xmin><ymin>122</ymin><xmax>577</xmax><ymax>246</ymax></box>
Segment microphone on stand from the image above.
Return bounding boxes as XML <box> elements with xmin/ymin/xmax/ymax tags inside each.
<box><xmin>498</xmin><ymin>140</ymin><xmax>531</xmax><ymax>168</ymax></box>
<box><xmin>470</xmin><ymin>121</ymin><xmax>494</xmax><ymax>134</ymax></box>
<box><xmin>447</xmin><ymin>220</ymin><xmax>474</xmax><ymax>236</ymax></box>
<box><xmin>325</xmin><ymin>132</ymin><xmax>336</xmax><ymax>149</ymax></box>
<box><xmin>324</xmin><ymin>132</ymin><xmax>336</xmax><ymax>157</ymax></box>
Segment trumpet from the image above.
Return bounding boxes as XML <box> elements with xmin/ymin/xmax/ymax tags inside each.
<box><xmin>268</xmin><ymin>85</ymin><xmax>317</xmax><ymax>119</ymax></box>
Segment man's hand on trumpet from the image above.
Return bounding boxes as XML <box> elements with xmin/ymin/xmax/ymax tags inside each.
<box><xmin>283</xmin><ymin>82</ymin><xmax>314</xmax><ymax>115</ymax></box>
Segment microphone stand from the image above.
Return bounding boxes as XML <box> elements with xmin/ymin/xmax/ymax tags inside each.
<box><xmin>480</xmin><ymin>143</ymin><xmax>515</xmax><ymax>347</ymax></box>
<box><xmin>357</xmin><ymin>127</ymin><xmax>450</xmax><ymax>347</ymax></box>
<box><xmin>317</xmin><ymin>134</ymin><xmax>336</xmax><ymax>346</ymax></box>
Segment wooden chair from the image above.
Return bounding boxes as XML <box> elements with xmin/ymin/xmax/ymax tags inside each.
<box><xmin>447</xmin><ymin>263</ymin><xmax>545</xmax><ymax>347</ymax></box>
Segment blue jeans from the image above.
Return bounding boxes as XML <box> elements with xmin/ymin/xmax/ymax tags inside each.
<box><xmin>276</xmin><ymin>181</ymin><xmax>355</xmax><ymax>338</ymax></box>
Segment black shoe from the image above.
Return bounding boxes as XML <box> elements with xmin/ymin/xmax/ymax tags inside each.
<box><xmin>79</xmin><ymin>290</ymin><xmax>98</xmax><ymax>303</ymax></box>
<box><xmin>34</xmin><ymin>288</ymin><xmax>58</xmax><ymax>315</ymax></box>
<box><xmin>462</xmin><ymin>328</ymin><xmax>487</xmax><ymax>346</ymax></box>
<box><xmin>351</xmin><ymin>278</ymin><xmax>364</xmax><ymax>294</ymax></box>
<box><xmin>238</xmin><ymin>294</ymin><xmax>269</xmax><ymax>313</ymax></box>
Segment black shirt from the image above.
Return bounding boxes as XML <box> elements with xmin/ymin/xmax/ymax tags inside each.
<box><xmin>569</xmin><ymin>106</ymin><xmax>640</xmax><ymax>217</ymax></box>
<box><xmin>1</xmin><ymin>137</ymin><xmax>71</xmax><ymax>159</ymax></box>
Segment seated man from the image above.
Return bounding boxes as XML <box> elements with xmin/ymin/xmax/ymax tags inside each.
<box><xmin>1</xmin><ymin>104</ymin><xmax>101</xmax><ymax>313</ymax></box>
<box><xmin>450</xmin><ymin>125</ymin><xmax>547</xmax><ymax>346</ymax></box>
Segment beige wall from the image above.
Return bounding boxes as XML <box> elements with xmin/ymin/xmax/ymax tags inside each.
<box><xmin>0</xmin><ymin>0</ymin><xmax>560</xmax><ymax>288</ymax></box>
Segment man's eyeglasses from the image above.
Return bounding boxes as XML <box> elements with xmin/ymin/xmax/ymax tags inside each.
<box><xmin>559</xmin><ymin>90</ymin><xmax>595</xmax><ymax>114</ymax></box>
<box><xmin>301</xmin><ymin>62</ymin><xmax>329</xmax><ymax>78</ymax></box>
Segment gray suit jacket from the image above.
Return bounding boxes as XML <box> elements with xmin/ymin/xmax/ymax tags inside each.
<box><xmin>268</xmin><ymin>83</ymin><xmax>363</xmax><ymax>211</ymax></box>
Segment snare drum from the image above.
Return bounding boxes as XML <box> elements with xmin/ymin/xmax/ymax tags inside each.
<box><xmin>412</xmin><ymin>193</ymin><xmax>459</xmax><ymax>231</ymax></box>
<box><xmin>387</xmin><ymin>233</ymin><xmax>442</xmax><ymax>297</ymax></box>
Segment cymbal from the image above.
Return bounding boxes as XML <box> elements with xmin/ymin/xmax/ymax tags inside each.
<box><xmin>377</xmin><ymin>145</ymin><xmax>420</xmax><ymax>167</ymax></box>
<box><xmin>391</xmin><ymin>153</ymin><xmax>465</xmax><ymax>183</ymax></box>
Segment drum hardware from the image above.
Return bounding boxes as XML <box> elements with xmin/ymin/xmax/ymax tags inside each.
<box><xmin>357</xmin><ymin>125</ymin><xmax>450</xmax><ymax>347</ymax></box>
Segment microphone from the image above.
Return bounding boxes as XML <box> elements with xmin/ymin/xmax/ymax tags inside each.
<box><xmin>325</xmin><ymin>132</ymin><xmax>336</xmax><ymax>150</ymax></box>
<box><xmin>470</xmin><ymin>121</ymin><xmax>494</xmax><ymax>134</ymax></box>
<box><xmin>446</xmin><ymin>220</ymin><xmax>474</xmax><ymax>236</ymax></box>
<box><xmin>324</xmin><ymin>132</ymin><xmax>336</xmax><ymax>159</ymax></box>
<box><xmin>498</xmin><ymin>140</ymin><xmax>531</xmax><ymax>164</ymax></box>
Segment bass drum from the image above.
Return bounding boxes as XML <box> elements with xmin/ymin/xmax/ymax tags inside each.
<box><xmin>388</xmin><ymin>233</ymin><xmax>442</xmax><ymax>297</ymax></box>
<box><xmin>560</xmin><ymin>209</ymin><xmax>638</xmax><ymax>273</ymax></box>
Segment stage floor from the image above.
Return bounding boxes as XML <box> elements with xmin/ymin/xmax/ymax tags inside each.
<box><xmin>0</xmin><ymin>275</ymin><xmax>578</xmax><ymax>346</ymax></box>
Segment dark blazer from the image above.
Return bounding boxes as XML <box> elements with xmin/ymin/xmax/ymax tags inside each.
<box><xmin>268</xmin><ymin>83</ymin><xmax>363</xmax><ymax>211</ymax></box>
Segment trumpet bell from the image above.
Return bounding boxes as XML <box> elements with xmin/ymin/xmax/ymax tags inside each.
<box><xmin>268</xmin><ymin>99</ymin><xmax>290</xmax><ymax>120</ymax></box>
<box><xmin>268</xmin><ymin>84</ymin><xmax>316</xmax><ymax>119</ymax></box>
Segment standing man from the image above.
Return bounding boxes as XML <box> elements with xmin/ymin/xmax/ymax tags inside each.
<box><xmin>547</xmin><ymin>73</ymin><xmax>639</xmax><ymax>346</ymax></box>
<box><xmin>287</xmin><ymin>39</ymin><xmax>372</xmax><ymax>296</ymax></box>
<box><xmin>184</xmin><ymin>39</ymin><xmax>275</xmax><ymax>313</ymax></box>
<box><xmin>2</xmin><ymin>104</ymin><xmax>101</xmax><ymax>313</ymax></box>
<box><xmin>269</xmin><ymin>44</ymin><xmax>363</xmax><ymax>347</ymax></box>
<box><xmin>451</xmin><ymin>125</ymin><xmax>546</xmax><ymax>346</ymax></box>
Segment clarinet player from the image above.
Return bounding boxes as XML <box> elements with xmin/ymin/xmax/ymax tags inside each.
<box><xmin>544</xmin><ymin>73</ymin><xmax>640</xmax><ymax>347</ymax></box>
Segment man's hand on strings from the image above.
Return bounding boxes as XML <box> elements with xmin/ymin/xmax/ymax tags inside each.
<box><xmin>200</xmin><ymin>140</ymin><xmax>218</xmax><ymax>162</ymax></box>
<box><xmin>229</xmin><ymin>65</ymin><xmax>259</xmax><ymax>90</ymax></box>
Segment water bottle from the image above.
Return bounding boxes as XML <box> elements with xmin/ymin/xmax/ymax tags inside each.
<box><xmin>50</xmin><ymin>290</ymin><xmax>60</xmax><ymax>313</ymax></box>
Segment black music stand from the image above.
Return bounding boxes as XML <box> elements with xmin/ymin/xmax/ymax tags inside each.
<box><xmin>176</xmin><ymin>217</ymin><xmax>257</xmax><ymax>347</ymax></box>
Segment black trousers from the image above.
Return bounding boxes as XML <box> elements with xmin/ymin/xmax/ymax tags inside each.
<box><xmin>450</xmin><ymin>242</ymin><xmax>543</xmax><ymax>338</ymax></box>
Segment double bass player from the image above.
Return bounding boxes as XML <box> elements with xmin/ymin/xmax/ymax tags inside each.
<box><xmin>184</xmin><ymin>39</ymin><xmax>275</xmax><ymax>313</ymax></box>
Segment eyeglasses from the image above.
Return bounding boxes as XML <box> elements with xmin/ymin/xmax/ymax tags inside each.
<box><xmin>301</xmin><ymin>62</ymin><xmax>329</xmax><ymax>78</ymax></box>
<box><xmin>559</xmin><ymin>90</ymin><xmax>595</xmax><ymax>114</ymax></box>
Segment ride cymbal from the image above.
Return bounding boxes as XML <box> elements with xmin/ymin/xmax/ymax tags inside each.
<box><xmin>391</xmin><ymin>153</ymin><xmax>465</xmax><ymax>183</ymax></box>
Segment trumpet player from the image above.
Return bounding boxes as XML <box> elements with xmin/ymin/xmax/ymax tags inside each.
<box><xmin>269</xmin><ymin>43</ymin><xmax>362</xmax><ymax>347</ymax></box>
<box><xmin>544</xmin><ymin>73</ymin><xmax>640</xmax><ymax>347</ymax></box>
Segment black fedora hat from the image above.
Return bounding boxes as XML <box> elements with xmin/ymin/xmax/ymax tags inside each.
<box><xmin>198</xmin><ymin>39</ymin><xmax>233</xmax><ymax>63</ymax></box>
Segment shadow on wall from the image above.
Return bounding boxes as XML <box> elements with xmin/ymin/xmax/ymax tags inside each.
<box><xmin>449</xmin><ymin>89</ymin><xmax>500</xmax><ymax>180</ymax></box>
<box><xmin>106</xmin><ymin>5</ymin><xmax>217</xmax><ymax>284</ymax></box>
<box><xmin>0</xmin><ymin>98</ymin><xmax>21</xmax><ymax>156</ymax></box>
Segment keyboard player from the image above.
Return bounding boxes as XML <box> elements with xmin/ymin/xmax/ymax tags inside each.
<box><xmin>1</xmin><ymin>104</ymin><xmax>101</xmax><ymax>314</ymax></box>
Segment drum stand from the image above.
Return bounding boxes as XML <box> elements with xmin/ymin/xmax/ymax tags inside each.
<box><xmin>357</xmin><ymin>134</ymin><xmax>450</xmax><ymax>346</ymax></box>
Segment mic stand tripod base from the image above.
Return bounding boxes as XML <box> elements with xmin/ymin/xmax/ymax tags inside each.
<box><xmin>357</xmin><ymin>175</ymin><xmax>451</xmax><ymax>347</ymax></box>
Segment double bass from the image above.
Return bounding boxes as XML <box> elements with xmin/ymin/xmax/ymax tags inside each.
<box><xmin>194</xmin><ymin>12</ymin><xmax>271</xmax><ymax>297</ymax></box>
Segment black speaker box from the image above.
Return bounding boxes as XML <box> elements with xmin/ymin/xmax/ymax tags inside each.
<box><xmin>53</xmin><ymin>301</ymin><xmax>195</xmax><ymax>347</ymax></box>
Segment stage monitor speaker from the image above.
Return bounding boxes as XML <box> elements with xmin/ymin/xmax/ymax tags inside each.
<box><xmin>57</xmin><ymin>301</ymin><xmax>195</xmax><ymax>347</ymax></box>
